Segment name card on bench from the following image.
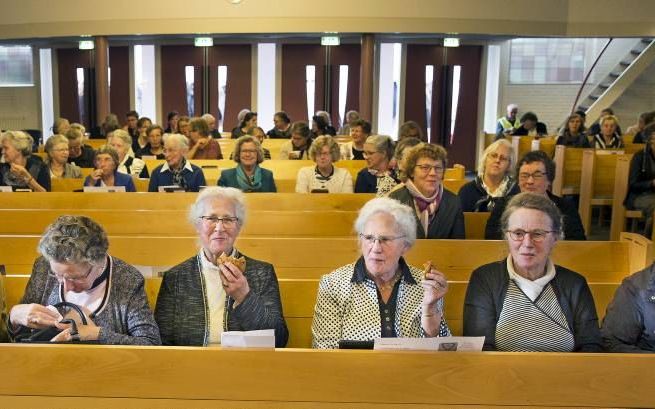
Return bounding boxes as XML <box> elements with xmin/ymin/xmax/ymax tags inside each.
<box><xmin>83</xmin><ymin>186</ymin><xmax>126</xmax><ymax>193</ymax></box>
<box><xmin>0</xmin><ymin>186</ymin><xmax>13</xmax><ymax>192</ymax></box>
<box><xmin>221</xmin><ymin>329</ymin><xmax>275</xmax><ymax>348</ymax></box>
<box><xmin>374</xmin><ymin>336</ymin><xmax>485</xmax><ymax>352</ymax></box>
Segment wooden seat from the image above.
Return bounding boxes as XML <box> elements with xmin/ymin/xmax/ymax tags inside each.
<box><xmin>551</xmin><ymin>146</ymin><xmax>587</xmax><ymax>196</ymax></box>
<box><xmin>610</xmin><ymin>154</ymin><xmax>644</xmax><ymax>240</ymax></box>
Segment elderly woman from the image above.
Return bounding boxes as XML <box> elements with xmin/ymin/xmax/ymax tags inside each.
<box><xmin>295</xmin><ymin>135</ymin><xmax>353</xmax><ymax>193</ymax></box>
<box><xmin>155</xmin><ymin>187</ymin><xmax>288</xmax><ymax>346</ymax></box>
<box><xmin>312</xmin><ymin>197</ymin><xmax>450</xmax><ymax>349</ymax></box>
<box><xmin>592</xmin><ymin>115</ymin><xmax>623</xmax><ymax>149</ymax></box>
<box><xmin>398</xmin><ymin>121</ymin><xmax>426</xmax><ymax>142</ymax></box>
<box><xmin>188</xmin><ymin>117</ymin><xmax>223</xmax><ymax>159</ymax></box>
<box><xmin>340</xmin><ymin>119</ymin><xmax>370</xmax><ymax>160</ymax></box>
<box><xmin>139</xmin><ymin>125</ymin><xmax>165</xmax><ymax>159</ymax></box>
<box><xmin>389</xmin><ymin>143</ymin><xmax>465</xmax><ymax>239</ymax></box>
<box><xmin>0</xmin><ymin>131</ymin><xmax>50</xmax><ymax>192</ymax></box>
<box><xmin>52</xmin><ymin>117</ymin><xmax>71</xmax><ymax>136</ymax></box>
<box><xmin>279</xmin><ymin>121</ymin><xmax>313</xmax><ymax>160</ymax></box>
<box><xmin>485</xmin><ymin>150</ymin><xmax>586</xmax><ymax>240</ymax></box>
<box><xmin>109</xmin><ymin>129</ymin><xmax>149</xmax><ymax>178</ymax></box>
<box><xmin>338</xmin><ymin>110</ymin><xmax>360</xmax><ymax>135</ymax></box>
<box><xmin>218</xmin><ymin>135</ymin><xmax>276</xmax><ymax>193</ymax></box>
<box><xmin>247</xmin><ymin>127</ymin><xmax>272</xmax><ymax>160</ymax></box>
<box><xmin>232</xmin><ymin>112</ymin><xmax>258</xmax><ymax>139</ymax></box>
<box><xmin>601</xmin><ymin>262</ymin><xmax>655</xmax><ymax>352</ymax></box>
<box><xmin>45</xmin><ymin>134</ymin><xmax>82</xmax><ymax>179</ymax></box>
<box><xmin>458</xmin><ymin>139</ymin><xmax>518</xmax><ymax>212</ymax></box>
<box><xmin>84</xmin><ymin>145</ymin><xmax>136</xmax><ymax>192</ymax></box>
<box><xmin>464</xmin><ymin>193</ymin><xmax>602</xmax><ymax>352</ymax></box>
<box><xmin>7</xmin><ymin>215</ymin><xmax>160</xmax><ymax>344</ymax></box>
<box><xmin>267</xmin><ymin>111</ymin><xmax>292</xmax><ymax>139</ymax></box>
<box><xmin>556</xmin><ymin>113</ymin><xmax>591</xmax><ymax>147</ymax></box>
<box><xmin>149</xmin><ymin>133</ymin><xmax>206</xmax><ymax>192</ymax></box>
<box><xmin>354</xmin><ymin>134</ymin><xmax>398</xmax><ymax>196</ymax></box>
<box><xmin>65</xmin><ymin>128</ymin><xmax>95</xmax><ymax>168</ymax></box>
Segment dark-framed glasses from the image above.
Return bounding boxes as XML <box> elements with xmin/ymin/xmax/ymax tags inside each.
<box><xmin>415</xmin><ymin>164</ymin><xmax>444</xmax><ymax>174</ymax></box>
<box><xmin>359</xmin><ymin>233</ymin><xmax>405</xmax><ymax>247</ymax></box>
<box><xmin>199</xmin><ymin>215</ymin><xmax>239</xmax><ymax>228</ymax></box>
<box><xmin>505</xmin><ymin>229</ymin><xmax>557</xmax><ymax>242</ymax></box>
<box><xmin>48</xmin><ymin>264</ymin><xmax>94</xmax><ymax>283</ymax></box>
<box><xmin>518</xmin><ymin>171</ymin><xmax>547</xmax><ymax>181</ymax></box>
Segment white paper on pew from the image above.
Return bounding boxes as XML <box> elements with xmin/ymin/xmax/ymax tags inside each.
<box><xmin>374</xmin><ymin>336</ymin><xmax>484</xmax><ymax>352</ymax></box>
<box><xmin>221</xmin><ymin>329</ymin><xmax>275</xmax><ymax>348</ymax></box>
<box><xmin>0</xmin><ymin>186</ymin><xmax>13</xmax><ymax>192</ymax></box>
<box><xmin>83</xmin><ymin>186</ymin><xmax>126</xmax><ymax>193</ymax></box>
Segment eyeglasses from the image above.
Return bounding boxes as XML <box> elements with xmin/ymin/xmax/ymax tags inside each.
<box><xmin>48</xmin><ymin>265</ymin><xmax>94</xmax><ymax>283</ymax></box>
<box><xmin>199</xmin><ymin>215</ymin><xmax>239</xmax><ymax>228</ymax></box>
<box><xmin>240</xmin><ymin>149</ymin><xmax>258</xmax><ymax>154</ymax></box>
<box><xmin>359</xmin><ymin>234</ymin><xmax>405</xmax><ymax>247</ymax></box>
<box><xmin>415</xmin><ymin>164</ymin><xmax>444</xmax><ymax>174</ymax></box>
<box><xmin>518</xmin><ymin>171</ymin><xmax>547</xmax><ymax>181</ymax></box>
<box><xmin>488</xmin><ymin>152</ymin><xmax>510</xmax><ymax>162</ymax></box>
<box><xmin>505</xmin><ymin>229</ymin><xmax>557</xmax><ymax>242</ymax></box>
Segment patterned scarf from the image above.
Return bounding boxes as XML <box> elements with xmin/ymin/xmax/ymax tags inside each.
<box><xmin>474</xmin><ymin>175</ymin><xmax>515</xmax><ymax>212</ymax></box>
<box><xmin>236</xmin><ymin>164</ymin><xmax>262</xmax><ymax>192</ymax></box>
<box><xmin>171</xmin><ymin>158</ymin><xmax>188</xmax><ymax>191</ymax></box>
<box><xmin>404</xmin><ymin>179</ymin><xmax>442</xmax><ymax>234</ymax></box>
<box><xmin>369</xmin><ymin>168</ymin><xmax>399</xmax><ymax>197</ymax></box>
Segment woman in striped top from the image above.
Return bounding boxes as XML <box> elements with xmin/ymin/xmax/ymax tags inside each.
<box><xmin>463</xmin><ymin>192</ymin><xmax>602</xmax><ymax>352</ymax></box>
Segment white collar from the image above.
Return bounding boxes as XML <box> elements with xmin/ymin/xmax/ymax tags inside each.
<box><xmin>161</xmin><ymin>159</ymin><xmax>193</xmax><ymax>173</ymax></box>
<box><xmin>199</xmin><ymin>247</ymin><xmax>237</xmax><ymax>270</ymax></box>
<box><xmin>506</xmin><ymin>255</ymin><xmax>556</xmax><ymax>301</ymax></box>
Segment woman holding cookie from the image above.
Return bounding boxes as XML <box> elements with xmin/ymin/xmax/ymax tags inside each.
<box><xmin>154</xmin><ymin>186</ymin><xmax>288</xmax><ymax>347</ymax></box>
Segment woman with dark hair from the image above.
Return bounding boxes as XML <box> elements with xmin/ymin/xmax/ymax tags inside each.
<box><xmin>279</xmin><ymin>122</ymin><xmax>313</xmax><ymax>160</ymax></box>
<box><xmin>312</xmin><ymin>114</ymin><xmax>333</xmax><ymax>138</ymax></box>
<box><xmin>140</xmin><ymin>125</ymin><xmax>165</xmax><ymax>159</ymax></box>
<box><xmin>187</xmin><ymin>117</ymin><xmax>223</xmax><ymax>159</ymax></box>
<box><xmin>164</xmin><ymin>111</ymin><xmax>180</xmax><ymax>134</ymax></box>
<box><xmin>232</xmin><ymin>112</ymin><xmax>258</xmax><ymax>139</ymax></box>
<box><xmin>267</xmin><ymin>111</ymin><xmax>292</xmax><ymax>139</ymax></box>
<box><xmin>513</xmin><ymin>112</ymin><xmax>548</xmax><ymax>137</ymax></box>
<box><xmin>556</xmin><ymin>114</ymin><xmax>591</xmax><ymax>147</ymax></box>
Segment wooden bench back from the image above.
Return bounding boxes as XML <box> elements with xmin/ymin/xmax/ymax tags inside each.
<box><xmin>552</xmin><ymin>146</ymin><xmax>586</xmax><ymax>196</ymax></box>
<box><xmin>609</xmin><ymin>155</ymin><xmax>637</xmax><ymax>240</ymax></box>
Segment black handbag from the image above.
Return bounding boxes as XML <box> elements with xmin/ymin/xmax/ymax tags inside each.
<box><xmin>15</xmin><ymin>301</ymin><xmax>97</xmax><ymax>343</ymax></box>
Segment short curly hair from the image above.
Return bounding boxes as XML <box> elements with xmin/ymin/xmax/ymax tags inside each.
<box><xmin>1</xmin><ymin>130</ymin><xmax>33</xmax><ymax>157</ymax></box>
<box><xmin>500</xmin><ymin>192</ymin><xmax>563</xmax><ymax>239</ymax></box>
<box><xmin>309</xmin><ymin>135</ymin><xmax>340</xmax><ymax>162</ymax></box>
<box><xmin>401</xmin><ymin>143</ymin><xmax>448</xmax><ymax>182</ymax></box>
<box><xmin>354</xmin><ymin>197</ymin><xmax>417</xmax><ymax>249</ymax></box>
<box><xmin>38</xmin><ymin>215</ymin><xmax>109</xmax><ymax>266</ymax></box>
<box><xmin>232</xmin><ymin>135</ymin><xmax>264</xmax><ymax>164</ymax></box>
<box><xmin>94</xmin><ymin>145</ymin><xmax>120</xmax><ymax>170</ymax></box>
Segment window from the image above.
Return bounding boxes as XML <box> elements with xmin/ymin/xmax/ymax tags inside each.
<box><xmin>449</xmin><ymin>65</ymin><xmax>461</xmax><ymax>144</ymax></box>
<box><xmin>217</xmin><ymin>65</ymin><xmax>228</xmax><ymax>133</ymax></box>
<box><xmin>134</xmin><ymin>45</ymin><xmax>157</xmax><ymax>122</ymax></box>
<box><xmin>39</xmin><ymin>48</ymin><xmax>54</xmax><ymax>140</ymax></box>
<box><xmin>305</xmin><ymin>65</ymin><xmax>316</xmax><ymax>122</ymax></box>
<box><xmin>377</xmin><ymin>43</ymin><xmax>402</xmax><ymax>139</ymax></box>
<box><xmin>0</xmin><ymin>45</ymin><xmax>34</xmax><ymax>87</ymax></box>
<box><xmin>425</xmin><ymin>65</ymin><xmax>434</xmax><ymax>141</ymax></box>
<box><xmin>257</xmin><ymin>43</ymin><xmax>276</xmax><ymax>133</ymax></box>
<box><xmin>337</xmin><ymin>65</ymin><xmax>349</xmax><ymax>129</ymax></box>
<box><xmin>185</xmin><ymin>66</ymin><xmax>195</xmax><ymax>117</ymax></box>
<box><xmin>509</xmin><ymin>38</ymin><xmax>585</xmax><ymax>84</ymax></box>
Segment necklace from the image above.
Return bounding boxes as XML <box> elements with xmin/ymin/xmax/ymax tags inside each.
<box><xmin>376</xmin><ymin>271</ymin><xmax>402</xmax><ymax>292</ymax></box>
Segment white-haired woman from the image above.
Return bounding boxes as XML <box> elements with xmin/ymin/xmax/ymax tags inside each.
<box><xmin>295</xmin><ymin>135</ymin><xmax>353</xmax><ymax>193</ymax></box>
<box><xmin>0</xmin><ymin>130</ymin><xmax>50</xmax><ymax>191</ymax></box>
<box><xmin>8</xmin><ymin>215</ymin><xmax>160</xmax><ymax>344</ymax></box>
<box><xmin>108</xmin><ymin>129</ymin><xmax>149</xmax><ymax>178</ymax></box>
<box><xmin>458</xmin><ymin>139</ymin><xmax>518</xmax><ymax>212</ymax></box>
<box><xmin>148</xmin><ymin>133</ymin><xmax>206</xmax><ymax>192</ymax></box>
<box><xmin>155</xmin><ymin>187</ymin><xmax>288</xmax><ymax>346</ymax></box>
<box><xmin>44</xmin><ymin>134</ymin><xmax>81</xmax><ymax>179</ymax></box>
<box><xmin>354</xmin><ymin>134</ymin><xmax>399</xmax><ymax>196</ymax></box>
<box><xmin>311</xmin><ymin>197</ymin><xmax>450</xmax><ymax>349</ymax></box>
<box><xmin>218</xmin><ymin>135</ymin><xmax>276</xmax><ymax>192</ymax></box>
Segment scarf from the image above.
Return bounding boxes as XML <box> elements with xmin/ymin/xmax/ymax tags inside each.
<box><xmin>404</xmin><ymin>179</ymin><xmax>442</xmax><ymax>234</ymax></box>
<box><xmin>369</xmin><ymin>167</ymin><xmax>399</xmax><ymax>197</ymax></box>
<box><xmin>236</xmin><ymin>164</ymin><xmax>262</xmax><ymax>192</ymax></box>
<box><xmin>171</xmin><ymin>158</ymin><xmax>188</xmax><ymax>191</ymax></box>
<box><xmin>473</xmin><ymin>176</ymin><xmax>515</xmax><ymax>212</ymax></box>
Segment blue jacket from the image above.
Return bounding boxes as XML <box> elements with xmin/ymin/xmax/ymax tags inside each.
<box><xmin>148</xmin><ymin>162</ymin><xmax>206</xmax><ymax>192</ymax></box>
<box><xmin>84</xmin><ymin>171</ymin><xmax>136</xmax><ymax>192</ymax></box>
<box><xmin>217</xmin><ymin>167</ymin><xmax>277</xmax><ymax>193</ymax></box>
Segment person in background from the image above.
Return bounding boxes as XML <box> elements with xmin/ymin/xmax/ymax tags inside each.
<box><xmin>295</xmin><ymin>135</ymin><xmax>353</xmax><ymax>193</ymax></box>
<box><xmin>624</xmin><ymin>123</ymin><xmax>655</xmax><ymax>236</ymax></box>
<box><xmin>65</xmin><ymin>128</ymin><xmax>95</xmax><ymax>168</ymax></box>
<box><xmin>44</xmin><ymin>134</ymin><xmax>81</xmax><ymax>179</ymax></box>
<box><xmin>314</xmin><ymin>111</ymin><xmax>337</xmax><ymax>136</ymax></box>
<box><xmin>101</xmin><ymin>114</ymin><xmax>120</xmax><ymax>138</ymax></box>
<box><xmin>187</xmin><ymin>117</ymin><xmax>223</xmax><ymax>160</ymax></box>
<box><xmin>218</xmin><ymin>135</ymin><xmax>276</xmax><ymax>193</ymax></box>
<box><xmin>338</xmin><ymin>110</ymin><xmax>360</xmax><ymax>135</ymax></box>
<box><xmin>628</xmin><ymin>111</ymin><xmax>655</xmax><ymax>144</ymax></box>
<box><xmin>0</xmin><ymin>131</ymin><xmax>50</xmax><ymax>191</ymax></box>
<box><xmin>109</xmin><ymin>129</ymin><xmax>149</xmax><ymax>178</ymax></box>
<box><xmin>164</xmin><ymin>111</ymin><xmax>179</xmax><ymax>134</ymax></box>
<box><xmin>246</xmin><ymin>127</ymin><xmax>271</xmax><ymax>160</ymax></box>
<box><xmin>84</xmin><ymin>145</ymin><xmax>136</xmax><ymax>192</ymax></box>
<box><xmin>232</xmin><ymin>112</ymin><xmax>258</xmax><ymax>139</ymax></box>
<box><xmin>591</xmin><ymin>115</ymin><xmax>623</xmax><ymax>150</ymax></box>
<box><xmin>398</xmin><ymin>121</ymin><xmax>426</xmax><ymax>142</ymax></box>
<box><xmin>354</xmin><ymin>134</ymin><xmax>398</xmax><ymax>196</ymax></box>
<box><xmin>52</xmin><ymin>118</ymin><xmax>71</xmax><ymax>136</ymax></box>
<box><xmin>391</xmin><ymin>137</ymin><xmax>422</xmax><ymax>177</ymax></box>
<box><xmin>177</xmin><ymin>116</ymin><xmax>191</xmax><ymax>138</ymax></box>
<box><xmin>556</xmin><ymin>113</ymin><xmax>590</xmax><ymax>147</ymax></box>
<box><xmin>230</xmin><ymin>109</ymin><xmax>251</xmax><ymax>137</ymax></box>
<box><xmin>140</xmin><ymin>125</ymin><xmax>165</xmax><ymax>159</ymax></box>
<box><xmin>148</xmin><ymin>133</ymin><xmax>206</xmax><ymax>192</ymax></box>
<box><xmin>267</xmin><ymin>111</ymin><xmax>292</xmax><ymax>139</ymax></box>
<box><xmin>279</xmin><ymin>121</ymin><xmax>313</xmax><ymax>160</ymax></box>
<box><xmin>202</xmin><ymin>113</ymin><xmax>221</xmax><ymax>139</ymax></box>
<box><xmin>495</xmin><ymin>104</ymin><xmax>521</xmax><ymax>140</ymax></box>
<box><xmin>340</xmin><ymin>119</ymin><xmax>370</xmax><ymax>160</ymax></box>
<box><xmin>123</xmin><ymin>110</ymin><xmax>139</xmax><ymax>140</ymax></box>
<box><xmin>132</xmin><ymin>117</ymin><xmax>152</xmax><ymax>156</ymax></box>
<box><xmin>513</xmin><ymin>112</ymin><xmax>548</xmax><ymax>137</ymax></box>
<box><xmin>458</xmin><ymin>139</ymin><xmax>518</xmax><ymax>212</ymax></box>
<box><xmin>588</xmin><ymin>107</ymin><xmax>623</xmax><ymax>136</ymax></box>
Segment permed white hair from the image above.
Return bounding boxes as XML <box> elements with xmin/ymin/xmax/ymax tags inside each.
<box><xmin>189</xmin><ymin>186</ymin><xmax>248</xmax><ymax>229</ymax></box>
<box><xmin>354</xmin><ymin>197</ymin><xmax>417</xmax><ymax>248</ymax></box>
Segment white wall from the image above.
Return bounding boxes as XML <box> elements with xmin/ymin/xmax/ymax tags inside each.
<box><xmin>0</xmin><ymin>87</ymin><xmax>40</xmax><ymax>131</ymax></box>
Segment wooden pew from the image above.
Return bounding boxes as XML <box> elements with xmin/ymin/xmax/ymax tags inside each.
<box><xmin>551</xmin><ymin>145</ymin><xmax>587</xmax><ymax>196</ymax></box>
<box><xmin>0</xmin><ymin>345</ymin><xmax>652</xmax><ymax>408</ymax></box>
<box><xmin>610</xmin><ymin>154</ymin><xmax>643</xmax><ymax>240</ymax></box>
<box><xmin>2</xmin><ymin>234</ymin><xmax>650</xmax><ymax>282</ymax></box>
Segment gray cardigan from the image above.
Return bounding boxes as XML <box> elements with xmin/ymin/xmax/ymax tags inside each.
<box><xmin>13</xmin><ymin>256</ymin><xmax>160</xmax><ymax>345</ymax></box>
<box><xmin>154</xmin><ymin>251</ymin><xmax>289</xmax><ymax>347</ymax></box>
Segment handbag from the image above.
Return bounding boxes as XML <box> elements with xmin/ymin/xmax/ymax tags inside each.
<box><xmin>15</xmin><ymin>301</ymin><xmax>97</xmax><ymax>343</ymax></box>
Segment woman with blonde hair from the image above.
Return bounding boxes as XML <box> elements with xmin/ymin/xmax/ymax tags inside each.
<box><xmin>45</xmin><ymin>134</ymin><xmax>82</xmax><ymax>179</ymax></box>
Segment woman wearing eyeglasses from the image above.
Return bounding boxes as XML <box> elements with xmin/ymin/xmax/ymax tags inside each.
<box><xmin>458</xmin><ymin>139</ymin><xmax>518</xmax><ymax>212</ymax></box>
<box><xmin>44</xmin><ymin>134</ymin><xmax>82</xmax><ymax>179</ymax></box>
<box><xmin>7</xmin><ymin>215</ymin><xmax>160</xmax><ymax>344</ymax></box>
<box><xmin>388</xmin><ymin>143</ymin><xmax>465</xmax><ymax>239</ymax></box>
<box><xmin>464</xmin><ymin>192</ymin><xmax>602</xmax><ymax>352</ymax></box>
<box><xmin>295</xmin><ymin>135</ymin><xmax>353</xmax><ymax>193</ymax></box>
<box><xmin>155</xmin><ymin>187</ymin><xmax>288</xmax><ymax>347</ymax></box>
<box><xmin>484</xmin><ymin>150</ymin><xmax>586</xmax><ymax>240</ymax></box>
<box><xmin>219</xmin><ymin>135</ymin><xmax>276</xmax><ymax>192</ymax></box>
<box><xmin>312</xmin><ymin>197</ymin><xmax>450</xmax><ymax>349</ymax></box>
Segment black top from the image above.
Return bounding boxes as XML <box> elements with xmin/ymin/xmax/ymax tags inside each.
<box><xmin>0</xmin><ymin>155</ymin><xmax>51</xmax><ymax>191</ymax></box>
<box><xmin>351</xmin><ymin>147</ymin><xmax>365</xmax><ymax>160</ymax></box>
<box><xmin>556</xmin><ymin>133</ymin><xmax>591</xmax><ymax>148</ymax></box>
<box><xmin>513</xmin><ymin>122</ymin><xmax>548</xmax><ymax>136</ymax></box>
<box><xmin>625</xmin><ymin>147</ymin><xmax>655</xmax><ymax>209</ymax></box>
<box><xmin>457</xmin><ymin>176</ymin><xmax>519</xmax><ymax>212</ymax></box>
<box><xmin>484</xmin><ymin>191</ymin><xmax>586</xmax><ymax>240</ymax></box>
<box><xmin>267</xmin><ymin>127</ymin><xmax>291</xmax><ymax>139</ymax></box>
<box><xmin>68</xmin><ymin>144</ymin><xmax>95</xmax><ymax>168</ymax></box>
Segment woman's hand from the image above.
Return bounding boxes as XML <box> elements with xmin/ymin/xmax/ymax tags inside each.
<box><xmin>51</xmin><ymin>320</ymin><xmax>100</xmax><ymax>342</ymax></box>
<box><xmin>9</xmin><ymin>163</ymin><xmax>32</xmax><ymax>183</ymax></box>
<box><xmin>196</xmin><ymin>137</ymin><xmax>209</xmax><ymax>149</ymax></box>
<box><xmin>421</xmin><ymin>266</ymin><xmax>448</xmax><ymax>309</ymax></box>
<box><xmin>9</xmin><ymin>303</ymin><xmax>61</xmax><ymax>329</ymax></box>
<box><xmin>91</xmin><ymin>168</ymin><xmax>103</xmax><ymax>181</ymax></box>
<box><xmin>219</xmin><ymin>261</ymin><xmax>250</xmax><ymax>304</ymax></box>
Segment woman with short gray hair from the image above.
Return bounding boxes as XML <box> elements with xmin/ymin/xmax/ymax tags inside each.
<box><xmin>354</xmin><ymin>134</ymin><xmax>399</xmax><ymax>196</ymax></box>
<box><xmin>45</xmin><ymin>134</ymin><xmax>82</xmax><ymax>179</ymax></box>
<box><xmin>8</xmin><ymin>215</ymin><xmax>160</xmax><ymax>344</ymax></box>
<box><xmin>312</xmin><ymin>197</ymin><xmax>450</xmax><ymax>349</ymax></box>
<box><xmin>84</xmin><ymin>145</ymin><xmax>136</xmax><ymax>191</ymax></box>
<box><xmin>0</xmin><ymin>130</ymin><xmax>50</xmax><ymax>191</ymax></box>
<box><xmin>155</xmin><ymin>186</ymin><xmax>288</xmax><ymax>346</ymax></box>
<box><xmin>295</xmin><ymin>135</ymin><xmax>353</xmax><ymax>193</ymax></box>
<box><xmin>148</xmin><ymin>133</ymin><xmax>206</xmax><ymax>192</ymax></box>
<box><xmin>464</xmin><ymin>192</ymin><xmax>602</xmax><ymax>352</ymax></box>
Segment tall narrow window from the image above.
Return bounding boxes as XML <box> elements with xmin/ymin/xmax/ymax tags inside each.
<box><xmin>0</xmin><ymin>45</ymin><xmax>33</xmax><ymax>87</ymax></box>
<box><xmin>76</xmin><ymin>68</ymin><xmax>87</xmax><ymax>128</ymax></box>
<box><xmin>449</xmin><ymin>65</ymin><xmax>462</xmax><ymax>144</ymax></box>
<box><xmin>425</xmin><ymin>65</ymin><xmax>434</xmax><ymax>142</ymax></box>
<box><xmin>377</xmin><ymin>43</ymin><xmax>402</xmax><ymax>139</ymax></box>
<box><xmin>305</xmin><ymin>65</ymin><xmax>316</xmax><ymax>122</ymax></box>
<box><xmin>185</xmin><ymin>66</ymin><xmax>195</xmax><ymax>117</ymax></box>
<box><xmin>338</xmin><ymin>65</ymin><xmax>349</xmax><ymax>129</ymax></box>
<box><xmin>484</xmin><ymin>45</ymin><xmax>501</xmax><ymax>133</ymax></box>
<box><xmin>257</xmin><ymin>43</ymin><xmax>276</xmax><ymax>133</ymax></box>
<box><xmin>134</xmin><ymin>45</ymin><xmax>156</xmax><ymax>122</ymax></box>
<box><xmin>39</xmin><ymin>48</ymin><xmax>54</xmax><ymax>140</ymax></box>
<box><xmin>217</xmin><ymin>65</ymin><xmax>228</xmax><ymax>132</ymax></box>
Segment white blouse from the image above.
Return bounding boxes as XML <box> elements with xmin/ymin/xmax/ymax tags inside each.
<box><xmin>295</xmin><ymin>166</ymin><xmax>353</xmax><ymax>193</ymax></box>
